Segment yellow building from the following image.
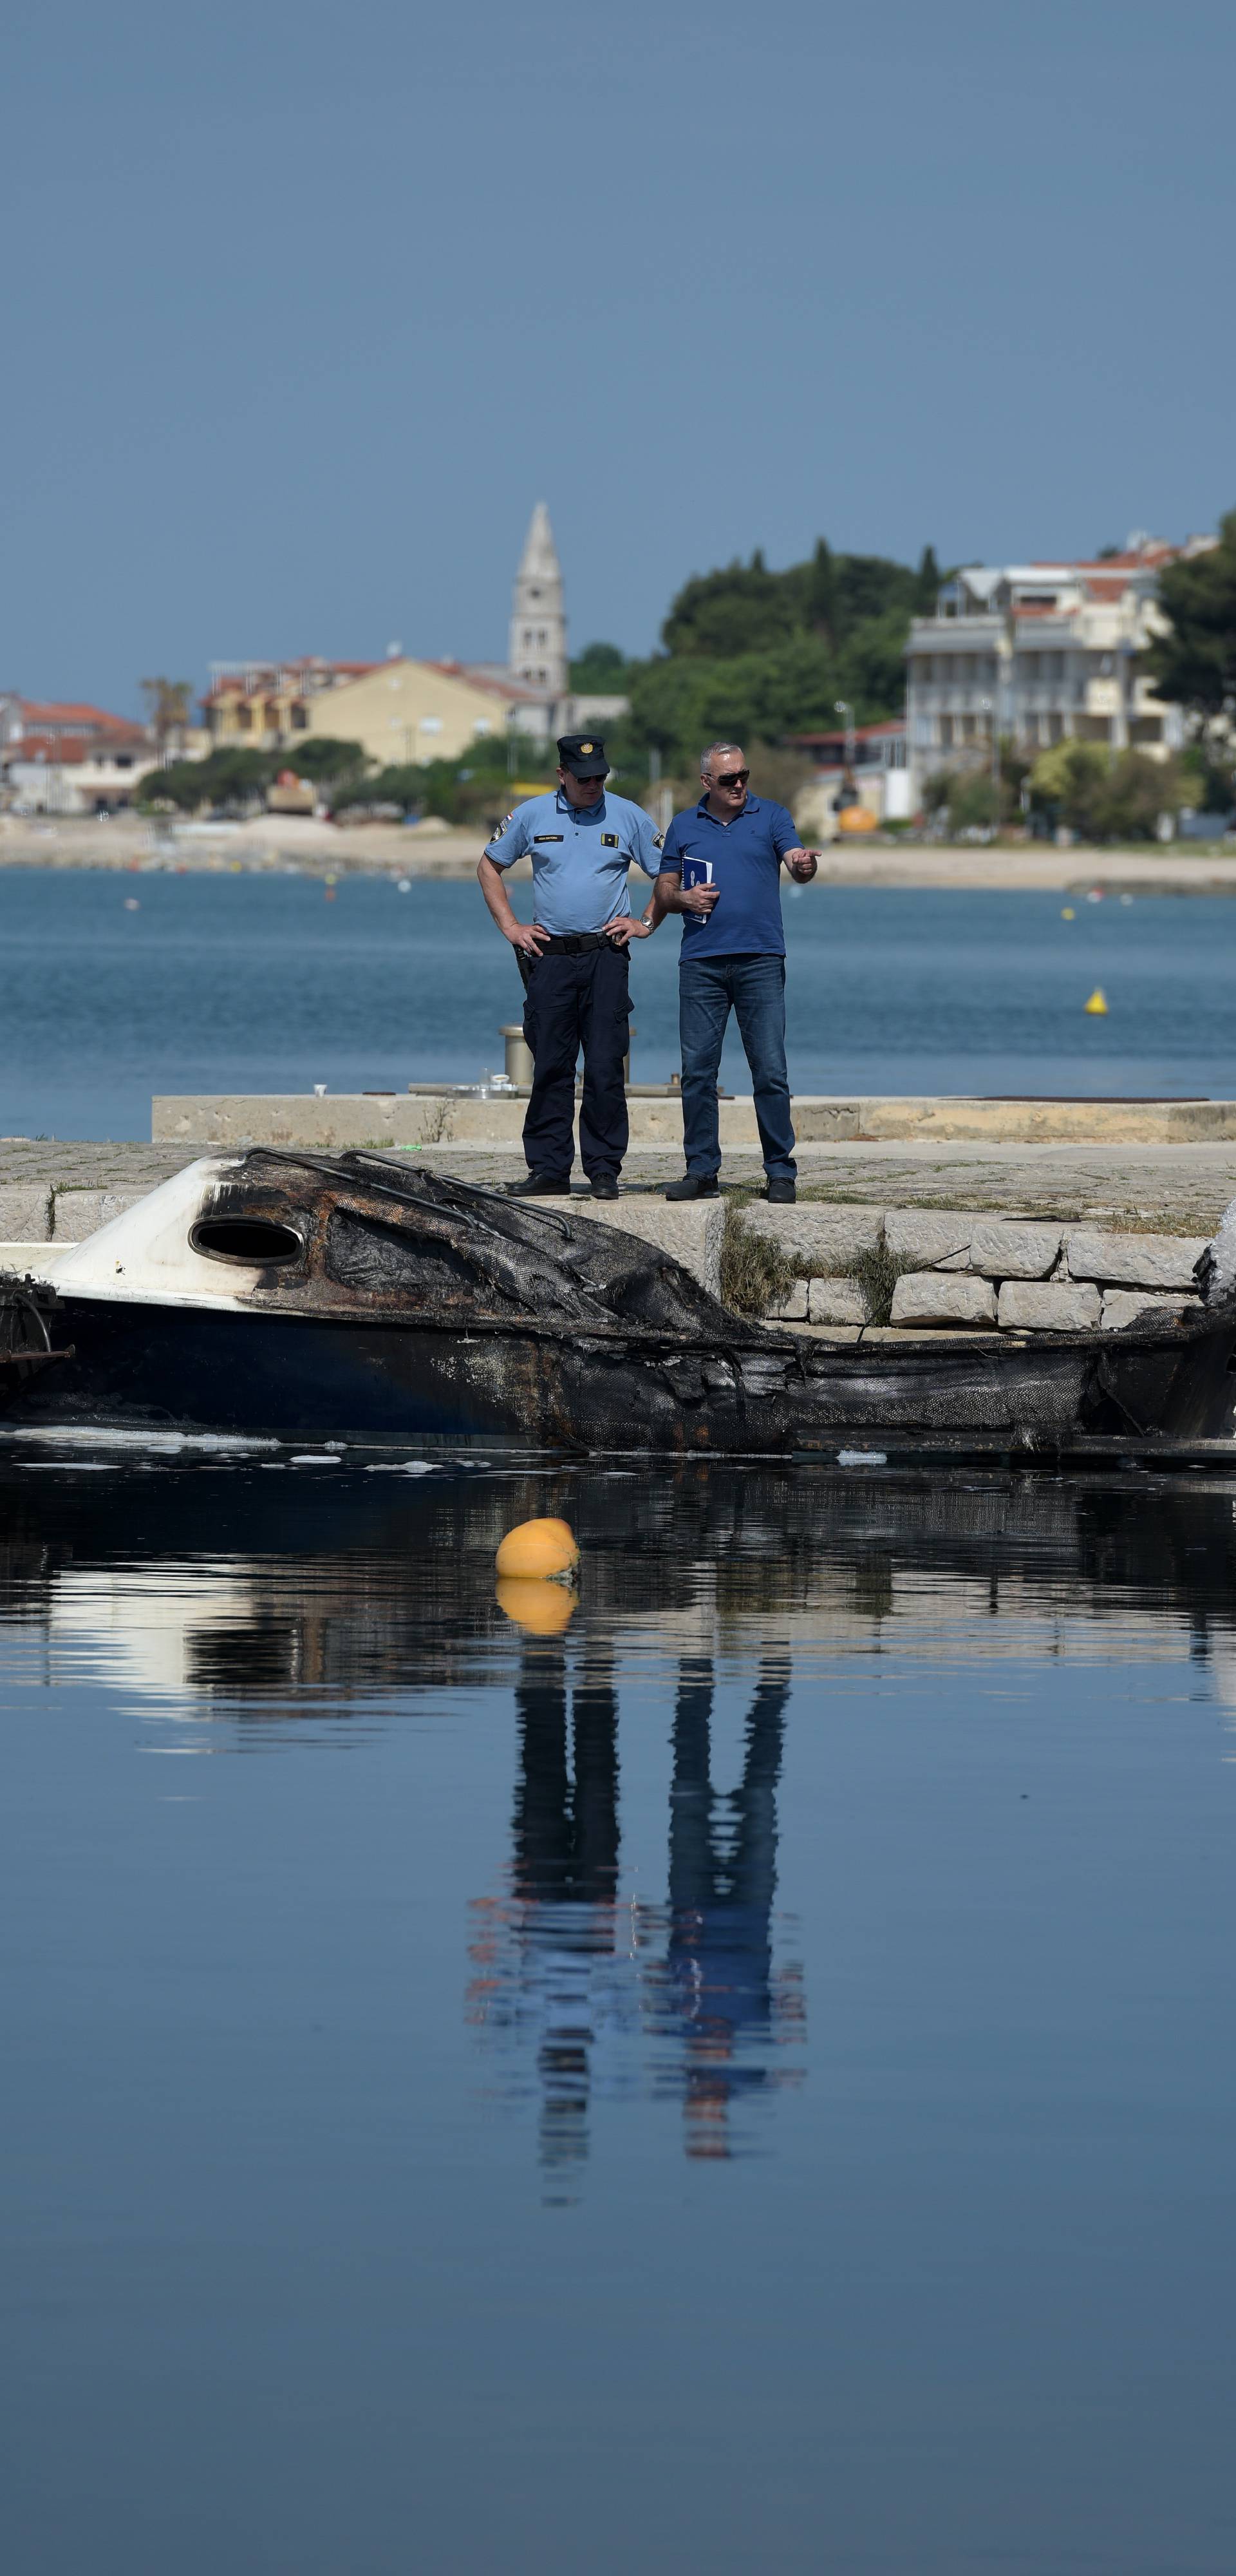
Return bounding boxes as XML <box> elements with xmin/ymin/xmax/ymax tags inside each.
<box><xmin>203</xmin><ymin>655</ymin><xmax>541</xmax><ymax>766</ymax></box>
<box><xmin>301</xmin><ymin>658</ymin><xmax>537</xmax><ymax>767</ymax></box>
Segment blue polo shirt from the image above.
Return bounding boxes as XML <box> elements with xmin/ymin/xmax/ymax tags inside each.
<box><xmin>484</xmin><ymin>789</ymin><xmax>661</xmax><ymax>936</ymax></box>
<box><xmin>658</xmin><ymin>793</ymin><xmax>801</xmax><ymax>959</ymax></box>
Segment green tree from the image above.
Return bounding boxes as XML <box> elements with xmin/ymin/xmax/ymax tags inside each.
<box><xmin>138</xmin><ymin>745</ymin><xmax>279</xmax><ymax>813</ymax></box>
<box><xmin>1148</xmin><ymin>513</ymin><xmax>1236</xmax><ymax>722</ymax></box>
<box><xmin>1029</xmin><ymin>741</ymin><xmax>1186</xmax><ymax>841</ymax></box>
<box><xmin>803</xmin><ymin>538</ymin><xmax>839</xmax><ymax>645</ymax></box>
<box><xmin>276</xmin><ymin>735</ymin><xmax>370</xmax><ymax>782</ymax></box>
<box><xmin>569</xmin><ymin>640</ymin><xmax>631</xmax><ymax>692</ymax></box>
<box><xmin>913</xmin><ymin>545</ymin><xmax>941</xmax><ymax>612</ymax></box>
<box><xmin>660</xmin><ymin>553</ymin><xmax>802</xmax><ymax>658</ymax></box>
<box><xmin>140</xmin><ymin>677</ymin><xmax>194</xmax><ymax>753</ymax></box>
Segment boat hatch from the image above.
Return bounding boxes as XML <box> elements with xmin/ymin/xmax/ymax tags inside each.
<box><xmin>189</xmin><ymin>1216</ymin><xmax>304</xmax><ymax>1265</ymax></box>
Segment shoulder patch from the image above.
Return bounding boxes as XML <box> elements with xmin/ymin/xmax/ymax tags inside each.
<box><xmin>600</xmin><ymin>831</ymin><xmax>620</xmax><ymax>848</ymax></box>
<box><xmin>653</xmin><ymin>829</ymin><xmax>664</xmax><ymax>851</ymax></box>
<box><xmin>495</xmin><ymin>811</ymin><xmax>514</xmax><ymax>836</ymax></box>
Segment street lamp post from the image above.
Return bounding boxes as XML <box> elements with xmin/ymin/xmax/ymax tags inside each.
<box><xmin>979</xmin><ymin>696</ymin><xmax>1000</xmax><ymax>813</ymax></box>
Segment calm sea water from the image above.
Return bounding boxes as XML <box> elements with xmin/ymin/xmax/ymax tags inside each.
<box><xmin>3</xmin><ymin>1449</ymin><xmax>1235</xmax><ymax>2573</ymax></box>
<box><xmin>1</xmin><ymin>870</ymin><xmax>1235</xmax><ymax>1137</ymax></box>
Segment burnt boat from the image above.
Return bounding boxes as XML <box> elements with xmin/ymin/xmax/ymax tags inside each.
<box><xmin>1</xmin><ymin>1148</ymin><xmax>1235</xmax><ymax>1459</ymax></box>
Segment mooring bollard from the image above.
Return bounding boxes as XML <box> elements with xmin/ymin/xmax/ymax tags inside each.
<box><xmin>500</xmin><ymin>1025</ymin><xmax>635</xmax><ymax>1088</ymax></box>
<box><xmin>500</xmin><ymin>1025</ymin><xmax>535</xmax><ymax>1087</ymax></box>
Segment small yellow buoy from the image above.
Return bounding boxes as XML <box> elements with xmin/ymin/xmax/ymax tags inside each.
<box><xmin>496</xmin><ymin>1575</ymin><xmax>578</xmax><ymax>1635</ymax></box>
<box><xmin>1061</xmin><ymin>906</ymin><xmax>1075</xmax><ymax>920</ymax></box>
<box><xmin>495</xmin><ymin>1516</ymin><xmax>579</xmax><ymax>1581</ymax></box>
<box><xmin>1083</xmin><ymin>987</ymin><xmax>1109</xmax><ymax>1015</ymax></box>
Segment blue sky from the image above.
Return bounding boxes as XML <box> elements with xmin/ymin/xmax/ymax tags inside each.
<box><xmin>3</xmin><ymin>0</ymin><xmax>1231</xmax><ymax>716</ymax></box>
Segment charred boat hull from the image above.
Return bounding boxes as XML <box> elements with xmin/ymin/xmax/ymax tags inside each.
<box><xmin>2</xmin><ymin>1151</ymin><xmax>1235</xmax><ymax>1458</ymax></box>
<box><xmin>4</xmin><ymin>1284</ymin><xmax>1235</xmax><ymax>1456</ymax></box>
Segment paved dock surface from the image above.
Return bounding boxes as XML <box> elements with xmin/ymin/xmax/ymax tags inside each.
<box><xmin>5</xmin><ymin>1137</ymin><xmax>1236</xmax><ymax>1232</ymax></box>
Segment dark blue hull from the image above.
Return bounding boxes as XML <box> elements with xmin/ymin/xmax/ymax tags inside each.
<box><xmin>3</xmin><ymin>1287</ymin><xmax>1235</xmax><ymax>1460</ymax></box>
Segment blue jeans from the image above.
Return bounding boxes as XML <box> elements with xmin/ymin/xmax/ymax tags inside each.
<box><xmin>679</xmin><ymin>953</ymin><xmax>796</xmax><ymax>1179</ymax></box>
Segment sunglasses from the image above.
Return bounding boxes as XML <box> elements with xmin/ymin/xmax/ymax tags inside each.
<box><xmin>715</xmin><ymin>768</ymin><xmax>749</xmax><ymax>788</ymax></box>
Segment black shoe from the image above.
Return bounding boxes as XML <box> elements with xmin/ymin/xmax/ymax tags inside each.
<box><xmin>588</xmin><ymin>1175</ymin><xmax>619</xmax><ymax>1200</ymax></box>
<box><xmin>765</xmin><ymin>1178</ymin><xmax>796</xmax><ymax>1205</ymax></box>
<box><xmin>664</xmin><ymin>1173</ymin><xmax>720</xmax><ymax>1202</ymax></box>
<box><xmin>507</xmin><ymin>1172</ymin><xmax>571</xmax><ymax>1198</ymax></box>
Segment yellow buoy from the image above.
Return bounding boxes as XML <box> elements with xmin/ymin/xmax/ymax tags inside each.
<box><xmin>495</xmin><ymin>1516</ymin><xmax>579</xmax><ymax>1581</ymax></box>
<box><xmin>496</xmin><ymin>1576</ymin><xmax>578</xmax><ymax>1635</ymax></box>
<box><xmin>1061</xmin><ymin>906</ymin><xmax>1075</xmax><ymax>920</ymax></box>
<box><xmin>1083</xmin><ymin>987</ymin><xmax>1109</xmax><ymax>1015</ymax></box>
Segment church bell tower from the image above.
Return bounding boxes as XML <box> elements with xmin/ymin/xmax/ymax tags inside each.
<box><xmin>509</xmin><ymin>503</ymin><xmax>568</xmax><ymax>699</ymax></box>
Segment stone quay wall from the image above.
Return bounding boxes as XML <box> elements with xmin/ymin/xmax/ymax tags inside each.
<box><xmin>747</xmin><ymin>1204</ymin><xmax>1209</xmax><ymax>1335</ymax></box>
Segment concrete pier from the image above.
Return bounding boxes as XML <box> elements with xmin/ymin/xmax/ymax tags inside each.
<box><xmin>151</xmin><ymin>1090</ymin><xmax>1236</xmax><ymax>1153</ymax></box>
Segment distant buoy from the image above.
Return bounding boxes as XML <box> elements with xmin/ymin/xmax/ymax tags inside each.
<box><xmin>1061</xmin><ymin>906</ymin><xmax>1075</xmax><ymax>920</ymax></box>
<box><xmin>495</xmin><ymin>1517</ymin><xmax>579</xmax><ymax>1581</ymax></box>
<box><xmin>496</xmin><ymin>1576</ymin><xmax>577</xmax><ymax>1634</ymax></box>
<box><xmin>1084</xmin><ymin>987</ymin><xmax>1109</xmax><ymax>1015</ymax></box>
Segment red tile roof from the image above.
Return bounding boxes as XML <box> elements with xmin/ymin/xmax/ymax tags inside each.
<box><xmin>201</xmin><ymin>659</ymin><xmax>381</xmax><ymax>705</ymax></box>
<box><xmin>5</xmin><ymin>730</ymin><xmax>149</xmax><ymax>766</ymax></box>
<box><xmin>15</xmin><ymin>699</ymin><xmax>137</xmax><ymax>733</ymax></box>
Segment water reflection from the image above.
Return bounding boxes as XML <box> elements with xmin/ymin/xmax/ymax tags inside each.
<box><xmin>468</xmin><ymin>1633</ymin><xmax>803</xmax><ymax>2184</ymax></box>
<box><xmin>7</xmin><ymin>1451</ymin><xmax>1236</xmax><ymax>2190</ymax></box>
<box><xmin>654</xmin><ymin>1654</ymin><xmax>802</xmax><ymax>2159</ymax></box>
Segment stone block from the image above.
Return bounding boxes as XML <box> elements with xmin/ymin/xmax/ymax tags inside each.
<box><xmin>766</xmin><ymin>1280</ymin><xmax>809</xmax><ymax>1321</ymax></box>
<box><xmin>743</xmin><ymin>1202</ymin><xmax>883</xmax><ymax>1274</ymax></box>
<box><xmin>52</xmin><ymin>1189</ymin><xmax>145</xmax><ymax>1242</ymax></box>
<box><xmin>998</xmin><ymin>1280</ymin><xmax>1101</xmax><ymax>1332</ymax></box>
<box><xmin>540</xmin><ymin>1196</ymin><xmax>724</xmax><ymax>1300</ymax></box>
<box><xmin>807</xmin><ymin>1276</ymin><xmax>871</xmax><ymax>1326</ymax></box>
<box><xmin>890</xmin><ymin>1271</ymin><xmax>997</xmax><ymax>1327</ymax></box>
<box><xmin>883</xmin><ymin>1209</ymin><xmax>971</xmax><ymax>1269</ymax></box>
<box><xmin>0</xmin><ymin>1183</ymin><xmax>53</xmax><ymax>1242</ymax></box>
<box><xmin>1101</xmin><ymin>1289</ymin><xmax>1204</xmax><ymax>1332</ymax></box>
<box><xmin>1064</xmin><ymin>1227</ymin><xmax>1209</xmax><ymax>1290</ymax></box>
<box><xmin>968</xmin><ymin>1219</ymin><xmax>1062</xmax><ymax>1279</ymax></box>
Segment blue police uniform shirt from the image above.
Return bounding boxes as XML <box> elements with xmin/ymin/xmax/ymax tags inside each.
<box><xmin>484</xmin><ymin>789</ymin><xmax>662</xmax><ymax>936</ymax></box>
<box><xmin>658</xmin><ymin>793</ymin><xmax>801</xmax><ymax>958</ymax></box>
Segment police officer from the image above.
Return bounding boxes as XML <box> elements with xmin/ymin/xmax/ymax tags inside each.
<box><xmin>478</xmin><ymin>734</ymin><xmax>662</xmax><ymax>1198</ymax></box>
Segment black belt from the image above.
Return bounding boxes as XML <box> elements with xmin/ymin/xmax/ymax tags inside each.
<box><xmin>537</xmin><ymin>931</ymin><xmax>615</xmax><ymax>955</ymax></box>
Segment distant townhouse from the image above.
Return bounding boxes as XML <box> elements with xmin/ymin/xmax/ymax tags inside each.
<box><xmin>904</xmin><ymin>535</ymin><xmax>1217</xmax><ymax>800</ymax></box>
<box><xmin>0</xmin><ymin>695</ymin><xmax>155</xmax><ymax>812</ymax></box>
<box><xmin>201</xmin><ymin>652</ymin><xmax>551</xmax><ymax>768</ymax></box>
<box><xmin>201</xmin><ymin>658</ymin><xmax>383</xmax><ymax>749</ymax></box>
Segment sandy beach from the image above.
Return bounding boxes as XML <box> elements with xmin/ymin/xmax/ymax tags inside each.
<box><xmin>3</xmin><ymin>810</ymin><xmax>1235</xmax><ymax>891</ymax></box>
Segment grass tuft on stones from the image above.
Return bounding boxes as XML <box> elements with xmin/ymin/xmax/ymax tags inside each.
<box><xmin>720</xmin><ymin>1204</ymin><xmax>800</xmax><ymax>1318</ymax></box>
<box><xmin>848</xmin><ymin>1240</ymin><xmax>919</xmax><ymax>1327</ymax></box>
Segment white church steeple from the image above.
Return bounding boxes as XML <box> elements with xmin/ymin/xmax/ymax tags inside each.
<box><xmin>509</xmin><ymin>502</ymin><xmax>568</xmax><ymax>698</ymax></box>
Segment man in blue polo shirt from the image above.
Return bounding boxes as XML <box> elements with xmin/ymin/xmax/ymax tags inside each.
<box><xmin>653</xmin><ymin>741</ymin><xmax>819</xmax><ymax>1204</ymax></box>
<box><xmin>478</xmin><ymin>732</ymin><xmax>662</xmax><ymax>1198</ymax></box>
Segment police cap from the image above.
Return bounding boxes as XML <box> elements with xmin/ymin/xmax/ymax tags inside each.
<box><xmin>556</xmin><ymin>732</ymin><xmax>610</xmax><ymax>778</ymax></box>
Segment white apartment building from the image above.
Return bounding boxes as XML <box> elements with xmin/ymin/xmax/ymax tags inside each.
<box><xmin>904</xmin><ymin>535</ymin><xmax>1215</xmax><ymax>799</ymax></box>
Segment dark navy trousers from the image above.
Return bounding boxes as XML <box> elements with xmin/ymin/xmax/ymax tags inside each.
<box><xmin>521</xmin><ymin>942</ymin><xmax>631</xmax><ymax>1180</ymax></box>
